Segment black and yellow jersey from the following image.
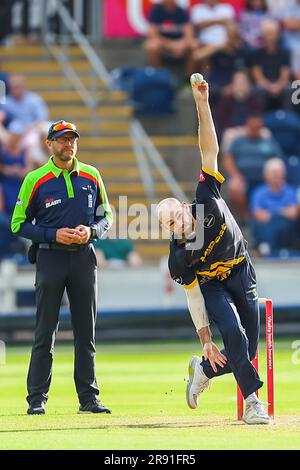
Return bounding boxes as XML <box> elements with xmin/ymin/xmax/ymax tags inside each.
<box><xmin>169</xmin><ymin>166</ymin><xmax>248</xmax><ymax>287</ymax></box>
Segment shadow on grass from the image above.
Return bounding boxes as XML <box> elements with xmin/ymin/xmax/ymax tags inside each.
<box><xmin>0</xmin><ymin>420</ymin><xmax>242</xmax><ymax>433</ymax></box>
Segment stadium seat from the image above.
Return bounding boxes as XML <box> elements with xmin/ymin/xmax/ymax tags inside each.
<box><xmin>264</xmin><ymin>110</ymin><xmax>300</xmax><ymax>156</ymax></box>
<box><xmin>286</xmin><ymin>155</ymin><xmax>300</xmax><ymax>188</ymax></box>
<box><xmin>110</xmin><ymin>66</ymin><xmax>176</xmax><ymax>115</ymax></box>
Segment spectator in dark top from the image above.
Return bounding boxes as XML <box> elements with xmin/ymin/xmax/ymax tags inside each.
<box><xmin>251</xmin><ymin>19</ymin><xmax>291</xmax><ymax>110</ymax></box>
<box><xmin>251</xmin><ymin>158</ymin><xmax>299</xmax><ymax>256</ymax></box>
<box><xmin>0</xmin><ymin>67</ymin><xmax>9</xmax><ymax>94</ymax></box>
<box><xmin>0</xmin><ymin>120</ymin><xmax>33</xmax><ymax>260</ymax></box>
<box><xmin>0</xmin><ymin>105</ymin><xmax>15</xmax><ymax>129</ymax></box>
<box><xmin>0</xmin><ymin>120</ymin><xmax>34</xmax><ymax>214</ymax></box>
<box><xmin>222</xmin><ymin>113</ymin><xmax>282</xmax><ymax>221</ymax></box>
<box><xmin>239</xmin><ymin>0</ymin><xmax>269</xmax><ymax>50</ymax></box>
<box><xmin>144</xmin><ymin>0</ymin><xmax>195</xmax><ymax>74</ymax></box>
<box><xmin>192</xmin><ymin>25</ymin><xmax>248</xmax><ymax>100</ymax></box>
<box><xmin>215</xmin><ymin>70</ymin><xmax>262</xmax><ymax>136</ymax></box>
<box><xmin>0</xmin><ymin>0</ymin><xmax>14</xmax><ymax>45</ymax></box>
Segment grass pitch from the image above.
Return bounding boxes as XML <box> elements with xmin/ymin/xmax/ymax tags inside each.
<box><xmin>0</xmin><ymin>340</ymin><xmax>299</xmax><ymax>450</ymax></box>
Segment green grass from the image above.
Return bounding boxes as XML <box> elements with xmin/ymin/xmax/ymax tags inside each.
<box><xmin>0</xmin><ymin>339</ymin><xmax>299</xmax><ymax>450</ymax></box>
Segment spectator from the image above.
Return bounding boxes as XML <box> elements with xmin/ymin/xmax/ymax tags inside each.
<box><xmin>192</xmin><ymin>24</ymin><xmax>248</xmax><ymax>101</ymax></box>
<box><xmin>266</xmin><ymin>0</ymin><xmax>294</xmax><ymax>18</ymax></box>
<box><xmin>4</xmin><ymin>75</ymin><xmax>48</xmax><ymax>128</ymax></box>
<box><xmin>251</xmin><ymin>19</ymin><xmax>291</xmax><ymax>111</ymax></box>
<box><xmin>23</xmin><ymin>121</ymin><xmax>52</xmax><ymax>168</ymax></box>
<box><xmin>292</xmin><ymin>46</ymin><xmax>300</xmax><ymax>80</ymax></box>
<box><xmin>191</xmin><ymin>0</ymin><xmax>236</xmax><ymax>47</ymax></box>
<box><xmin>215</xmin><ymin>70</ymin><xmax>262</xmax><ymax>136</ymax></box>
<box><xmin>144</xmin><ymin>0</ymin><xmax>195</xmax><ymax>74</ymax></box>
<box><xmin>0</xmin><ymin>120</ymin><xmax>34</xmax><ymax>215</ymax></box>
<box><xmin>0</xmin><ymin>66</ymin><xmax>9</xmax><ymax>94</ymax></box>
<box><xmin>94</xmin><ymin>236</ymin><xmax>142</xmax><ymax>269</ymax></box>
<box><xmin>222</xmin><ymin>113</ymin><xmax>283</xmax><ymax>221</ymax></box>
<box><xmin>251</xmin><ymin>158</ymin><xmax>299</xmax><ymax>256</ymax></box>
<box><xmin>0</xmin><ymin>120</ymin><xmax>33</xmax><ymax>260</ymax></box>
<box><xmin>239</xmin><ymin>0</ymin><xmax>269</xmax><ymax>50</ymax></box>
<box><xmin>0</xmin><ymin>0</ymin><xmax>14</xmax><ymax>45</ymax></box>
<box><xmin>0</xmin><ymin>105</ymin><xmax>15</xmax><ymax>129</ymax></box>
<box><xmin>279</xmin><ymin>0</ymin><xmax>300</xmax><ymax>53</ymax></box>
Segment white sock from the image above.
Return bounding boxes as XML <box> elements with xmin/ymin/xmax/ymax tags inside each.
<box><xmin>245</xmin><ymin>392</ymin><xmax>259</xmax><ymax>404</ymax></box>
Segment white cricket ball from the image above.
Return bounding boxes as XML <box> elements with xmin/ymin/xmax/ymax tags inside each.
<box><xmin>190</xmin><ymin>73</ymin><xmax>204</xmax><ymax>87</ymax></box>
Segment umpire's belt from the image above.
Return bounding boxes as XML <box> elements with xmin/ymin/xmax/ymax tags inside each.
<box><xmin>39</xmin><ymin>243</ymin><xmax>90</xmax><ymax>252</ymax></box>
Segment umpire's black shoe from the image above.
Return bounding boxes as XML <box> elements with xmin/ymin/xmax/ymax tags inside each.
<box><xmin>78</xmin><ymin>399</ymin><xmax>111</xmax><ymax>414</ymax></box>
<box><xmin>27</xmin><ymin>402</ymin><xmax>46</xmax><ymax>415</ymax></box>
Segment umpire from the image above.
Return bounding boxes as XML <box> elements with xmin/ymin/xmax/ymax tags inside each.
<box><xmin>11</xmin><ymin>120</ymin><xmax>113</xmax><ymax>415</ymax></box>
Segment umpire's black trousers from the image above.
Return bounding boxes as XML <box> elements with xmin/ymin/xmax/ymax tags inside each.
<box><xmin>27</xmin><ymin>244</ymin><xmax>99</xmax><ymax>406</ymax></box>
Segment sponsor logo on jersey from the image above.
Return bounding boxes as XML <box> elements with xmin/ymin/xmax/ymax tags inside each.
<box><xmin>203</xmin><ymin>214</ymin><xmax>215</xmax><ymax>228</ymax></box>
<box><xmin>82</xmin><ymin>185</ymin><xmax>93</xmax><ymax>191</ymax></box>
<box><xmin>45</xmin><ymin>198</ymin><xmax>62</xmax><ymax>209</ymax></box>
<box><xmin>173</xmin><ymin>276</ymin><xmax>184</xmax><ymax>285</ymax></box>
<box><xmin>200</xmin><ymin>223</ymin><xmax>227</xmax><ymax>263</ymax></box>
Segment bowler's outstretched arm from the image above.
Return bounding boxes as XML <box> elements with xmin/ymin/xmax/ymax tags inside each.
<box><xmin>191</xmin><ymin>75</ymin><xmax>219</xmax><ymax>174</ymax></box>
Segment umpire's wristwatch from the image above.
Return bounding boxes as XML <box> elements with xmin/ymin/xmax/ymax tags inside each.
<box><xmin>89</xmin><ymin>226</ymin><xmax>97</xmax><ymax>240</ymax></box>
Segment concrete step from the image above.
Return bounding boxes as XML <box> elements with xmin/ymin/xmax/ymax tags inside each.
<box><xmin>89</xmin><ymin>121</ymin><xmax>131</xmax><ymax>134</ymax></box>
<box><xmin>78</xmin><ymin>151</ymin><xmax>136</xmax><ymax>165</ymax></box>
<box><xmin>4</xmin><ymin>60</ymin><xmax>92</xmax><ymax>73</ymax></box>
<box><xmin>97</xmin><ymin>167</ymin><xmax>141</xmax><ymax>179</ymax></box>
<box><xmin>105</xmin><ymin>181</ymin><xmax>192</xmax><ymax>196</ymax></box>
<box><xmin>108</xmin><ymin>196</ymin><xmax>149</xmax><ymax>207</ymax></box>
<box><xmin>25</xmin><ymin>75</ymin><xmax>106</xmax><ymax>90</ymax></box>
<box><xmin>76</xmin><ymin>135</ymin><xmax>196</xmax><ymax>149</ymax></box>
<box><xmin>0</xmin><ymin>45</ymin><xmax>84</xmax><ymax>57</ymax></box>
<box><xmin>98</xmin><ymin>167</ymin><xmax>161</xmax><ymax>180</ymax></box>
<box><xmin>48</xmin><ymin>105</ymin><xmax>132</xmax><ymax>120</ymax></box>
<box><xmin>78</xmin><ymin>136</ymin><xmax>132</xmax><ymax>149</ymax></box>
<box><xmin>37</xmin><ymin>89</ymin><xmax>127</xmax><ymax>106</ymax></box>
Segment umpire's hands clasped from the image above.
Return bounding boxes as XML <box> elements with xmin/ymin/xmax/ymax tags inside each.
<box><xmin>75</xmin><ymin>225</ymin><xmax>92</xmax><ymax>244</ymax></box>
<box><xmin>56</xmin><ymin>225</ymin><xmax>91</xmax><ymax>245</ymax></box>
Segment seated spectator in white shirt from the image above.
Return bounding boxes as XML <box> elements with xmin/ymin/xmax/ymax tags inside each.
<box><xmin>191</xmin><ymin>0</ymin><xmax>236</xmax><ymax>46</ymax></box>
<box><xmin>3</xmin><ymin>75</ymin><xmax>48</xmax><ymax>129</ymax></box>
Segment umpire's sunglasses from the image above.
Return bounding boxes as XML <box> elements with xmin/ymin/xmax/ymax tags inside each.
<box><xmin>52</xmin><ymin>121</ymin><xmax>77</xmax><ymax>132</ymax></box>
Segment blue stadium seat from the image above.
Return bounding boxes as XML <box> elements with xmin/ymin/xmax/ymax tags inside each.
<box><xmin>264</xmin><ymin>110</ymin><xmax>300</xmax><ymax>156</ymax></box>
<box><xmin>286</xmin><ymin>155</ymin><xmax>300</xmax><ymax>187</ymax></box>
<box><xmin>110</xmin><ymin>66</ymin><xmax>176</xmax><ymax>115</ymax></box>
